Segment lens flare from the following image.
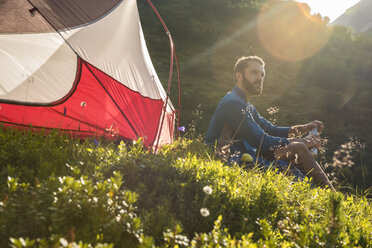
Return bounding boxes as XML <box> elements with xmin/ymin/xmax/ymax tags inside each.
<box><xmin>257</xmin><ymin>0</ymin><xmax>331</xmax><ymax>61</ymax></box>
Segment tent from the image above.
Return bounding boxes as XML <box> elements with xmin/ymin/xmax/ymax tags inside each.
<box><xmin>0</xmin><ymin>0</ymin><xmax>179</xmax><ymax>147</ymax></box>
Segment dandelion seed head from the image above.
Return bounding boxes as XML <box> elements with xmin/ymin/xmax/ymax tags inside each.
<box><xmin>203</xmin><ymin>186</ymin><xmax>213</xmax><ymax>195</ymax></box>
<box><xmin>200</xmin><ymin>208</ymin><xmax>210</xmax><ymax>217</ymax></box>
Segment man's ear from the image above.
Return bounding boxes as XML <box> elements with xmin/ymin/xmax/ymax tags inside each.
<box><xmin>235</xmin><ymin>72</ymin><xmax>243</xmax><ymax>83</ymax></box>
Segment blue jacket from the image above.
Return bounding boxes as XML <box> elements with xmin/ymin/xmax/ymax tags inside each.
<box><xmin>205</xmin><ymin>86</ymin><xmax>289</xmax><ymax>155</ymax></box>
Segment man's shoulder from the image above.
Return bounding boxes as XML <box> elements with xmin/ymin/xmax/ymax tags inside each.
<box><xmin>221</xmin><ymin>90</ymin><xmax>246</xmax><ymax>106</ymax></box>
<box><xmin>214</xmin><ymin>94</ymin><xmax>247</xmax><ymax>117</ymax></box>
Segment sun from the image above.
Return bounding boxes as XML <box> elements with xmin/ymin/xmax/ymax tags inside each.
<box><xmin>295</xmin><ymin>0</ymin><xmax>361</xmax><ymax>22</ymax></box>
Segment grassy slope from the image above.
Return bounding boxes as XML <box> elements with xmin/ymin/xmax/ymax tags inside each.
<box><xmin>0</xmin><ymin>127</ymin><xmax>371</xmax><ymax>247</ymax></box>
<box><xmin>139</xmin><ymin>0</ymin><xmax>372</xmax><ymax>190</ymax></box>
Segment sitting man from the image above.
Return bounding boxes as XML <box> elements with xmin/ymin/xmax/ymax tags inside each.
<box><xmin>205</xmin><ymin>55</ymin><xmax>335</xmax><ymax>191</ymax></box>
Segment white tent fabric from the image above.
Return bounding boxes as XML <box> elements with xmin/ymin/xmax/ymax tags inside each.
<box><xmin>0</xmin><ymin>33</ymin><xmax>76</xmax><ymax>103</ymax></box>
<box><xmin>62</xmin><ymin>0</ymin><xmax>169</xmax><ymax>102</ymax></box>
<box><xmin>0</xmin><ymin>0</ymin><xmax>172</xmax><ymax>107</ymax></box>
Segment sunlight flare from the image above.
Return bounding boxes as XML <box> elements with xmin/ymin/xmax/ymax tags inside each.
<box><xmin>257</xmin><ymin>0</ymin><xmax>331</xmax><ymax>61</ymax></box>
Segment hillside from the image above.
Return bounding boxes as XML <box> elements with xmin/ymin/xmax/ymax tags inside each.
<box><xmin>139</xmin><ymin>0</ymin><xmax>372</xmax><ymax>190</ymax></box>
<box><xmin>333</xmin><ymin>0</ymin><xmax>372</xmax><ymax>33</ymax></box>
<box><xmin>0</xmin><ymin>127</ymin><xmax>371</xmax><ymax>247</ymax></box>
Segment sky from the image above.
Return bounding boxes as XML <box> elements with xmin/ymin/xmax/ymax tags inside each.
<box><xmin>296</xmin><ymin>0</ymin><xmax>361</xmax><ymax>22</ymax></box>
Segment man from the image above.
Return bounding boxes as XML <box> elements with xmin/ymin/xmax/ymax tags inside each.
<box><xmin>205</xmin><ymin>56</ymin><xmax>334</xmax><ymax>191</ymax></box>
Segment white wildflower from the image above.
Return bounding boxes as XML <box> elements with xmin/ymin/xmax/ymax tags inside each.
<box><xmin>203</xmin><ymin>185</ymin><xmax>213</xmax><ymax>195</ymax></box>
<box><xmin>200</xmin><ymin>208</ymin><xmax>210</xmax><ymax>217</ymax></box>
<box><xmin>59</xmin><ymin>238</ymin><xmax>68</xmax><ymax>247</ymax></box>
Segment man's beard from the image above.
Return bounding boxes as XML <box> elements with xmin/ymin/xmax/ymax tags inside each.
<box><xmin>242</xmin><ymin>77</ymin><xmax>262</xmax><ymax>95</ymax></box>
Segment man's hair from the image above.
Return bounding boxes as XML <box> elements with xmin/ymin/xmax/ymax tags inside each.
<box><xmin>233</xmin><ymin>56</ymin><xmax>265</xmax><ymax>81</ymax></box>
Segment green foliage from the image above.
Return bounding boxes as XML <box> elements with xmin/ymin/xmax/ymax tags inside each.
<box><xmin>2</xmin><ymin>0</ymin><xmax>372</xmax><ymax>245</ymax></box>
<box><xmin>9</xmin><ymin>236</ymin><xmax>113</xmax><ymax>248</ymax></box>
<box><xmin>0</xmin><ymin>127</ymin><xmax>371</xmax><ymax>247</ymax></box>
<box><xmin>1</xmin><ymin>171</ymin><xmax>147</xmax><ymax>246</ymax></box>
<box><xmin>0</xmin><ymin>128</ymin><xmax>151</xmax><ymax>247</ymax></box>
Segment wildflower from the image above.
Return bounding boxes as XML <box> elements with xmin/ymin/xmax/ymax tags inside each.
<box><xmin>332</xmin><ymin>141</ymin><xmax>354</xmax><ymax>168</ymax></box>
<box><xmin>242</xmin><ymin>104</ymin><xmax>254</xmax><ymax>116</ymax></box>
<box><xmin>105</xmin><ymin>123</ymin><xmax>120</xmax><ymax>137</ymax></box>
<box><xmin>349</xmin><ymin>136</ymin><xmax>366</xmax><ymax>152</ymax></box>
<box><xmin>267</xmin><ymin>106</ymin><xmax>279</xmax><ymax>115</ymax></box>
<box><xmin>93</xmin><ymin>139</ymin><xmax>99</xmax><ymax>146</ymax></box>
<box><xmin>178</xmin><ymin>126</ymin><xmax>186</xmax><ymax>132</ymax></box>
<box><xmin>200</xmin><ymin>208</ymin><xmax>210</xmax><ymax>217</ymax></box>
<box><xmin>59</xmin><ymin>238</ymin><xmax>68</xmax><ymax>247</ymax></box>
<box><xmin>203</xmin><ymin>185</ymin><xmax>213</xmax><ymax>195</ymax></box>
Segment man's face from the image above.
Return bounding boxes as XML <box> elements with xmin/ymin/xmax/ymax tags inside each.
<box><xmin>242</xmin><ymin>61</ymin><xmax>265</xmax><ymax>95</ymax></box>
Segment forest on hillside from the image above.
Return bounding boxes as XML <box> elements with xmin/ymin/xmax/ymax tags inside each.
<box><xmin>138</xmin><ymin>0</ymin><xmax>372</xmax><ymax>192</ymax></box>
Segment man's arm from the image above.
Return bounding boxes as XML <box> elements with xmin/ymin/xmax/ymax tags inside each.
<box><xmin>253</xmin><ymin>107</ymin><xmax>290</xmax><ymax>138</ymax></box>
<box><xmin>225</xmin><ymin>100</ymin><xmax>288</xmax><ymax>152</ymax></box>
<box><xmin>253</xmin><ymin>106</ymin><xmax>324</xmax><ymax>139</ymax></box>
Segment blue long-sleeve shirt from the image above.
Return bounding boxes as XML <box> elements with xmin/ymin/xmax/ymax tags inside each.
<box><xmin>205</xmin><ymin>86</ymin><xmax>289</xmax><ymax>154</ymax></box>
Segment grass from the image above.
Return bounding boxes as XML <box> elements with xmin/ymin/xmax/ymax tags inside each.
<box><xmin>0</xmin><ymin>126</ymin><xmax>371</xmax><ymax>247</ymax></box>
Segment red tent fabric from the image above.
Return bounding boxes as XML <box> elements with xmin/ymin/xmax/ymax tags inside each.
<box><xmin>0</xmin><ymin>0</ymin><xmax>175</xmax><ymax>146</ymax></box>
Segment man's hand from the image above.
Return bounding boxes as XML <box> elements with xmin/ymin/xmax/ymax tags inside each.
<box><xmin>306</xmin><ymin>120</ymin><xmax>324</xmax><ymax>133</ymax></box>
<box><xmin>288</xmin><ymin>133</ymin><xmax>322</xmax><ymax>149</ymax></box>
<box><xmin>288</xmin><ymin>120</ymin><xmax>324</xmax><ymax>137</ymax></box>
